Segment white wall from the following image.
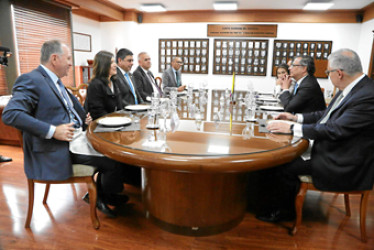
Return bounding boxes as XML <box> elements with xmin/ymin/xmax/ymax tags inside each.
<box><xmin>71</xmin><ymin>15</ymin><xmax>102</xmax><ymax>66</ymax></box>
<box><xmin>72</xmin><ymin>16</ymin><xmax>373</xmax><ymax>93</ymax></box>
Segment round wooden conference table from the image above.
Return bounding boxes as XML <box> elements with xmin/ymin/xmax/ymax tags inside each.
<box><xmin>87</xmin><ymin>111</ymin><xmax>308</xmax><ymax>236</ymax></box>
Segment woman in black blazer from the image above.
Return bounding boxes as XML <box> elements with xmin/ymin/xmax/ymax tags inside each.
<box><xmin>84</xmin><ymin>50</ymin><xmax>123</xmax><ymax>120</ymax></box>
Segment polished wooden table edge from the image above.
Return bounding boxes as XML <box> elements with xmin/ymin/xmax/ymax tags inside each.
<box><xmin>87</xmin><ymin>121</ymin><xmax>309</xmax><ymax>173</ymax></box>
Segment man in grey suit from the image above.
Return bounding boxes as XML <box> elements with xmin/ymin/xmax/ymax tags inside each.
<box><xmin>115</xmin><ymin>48</ymin><xmax>143</xmax><ymax>106</ymax></box>
<box><xmin>2</xmin><ymin>40</ymin><xmax>127</xmax><ymax>217</ymax></box>
<box><xmin>133</xmin><ymin>52</ymin><xmax>163</xmax><ymax>100</ymax></box>
<box><xmin>162</xmin><ymin>57</ymin><xmax>186</xmax><ymax>93</ymax></box>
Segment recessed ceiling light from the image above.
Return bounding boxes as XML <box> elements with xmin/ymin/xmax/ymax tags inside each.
<box><xmin>213</xmin><ymin>1</ymin><xmax>238</xmax><ymax>11</ymax></box>
<box><xmin>303</xmin><ymin>1</ymin><xmax>334</xmax><ymax>11</ymax></box>
<box><xmin>140</xmin><ymin>4</ymin><xmax>166</xmax><ymax>12</ymax></box>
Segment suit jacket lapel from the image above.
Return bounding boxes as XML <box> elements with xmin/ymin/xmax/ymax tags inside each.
<box><xmin>37</xmin><ymin>66</ymin><xmax>69</xmax><ymax>112</ymax></box>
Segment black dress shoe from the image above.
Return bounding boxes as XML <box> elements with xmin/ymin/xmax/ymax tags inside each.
<box><xmin>96</xmin><ymin>199</ymin><xmax>116</xmax><ymax>218</ymax></box>
<box><xmin>105</xmin><ymin>194</ymin><xmax>129</xmax><ymax>206</ymax></box>
<box><xmin>0</xmin><ymin>155</ymin><xmax>12</xmax><ymax>163</ymax></box>
<box><xmin>256</xmin><ymin>209</ymin><xmax>295</xmax><ymax>223</ymax></box>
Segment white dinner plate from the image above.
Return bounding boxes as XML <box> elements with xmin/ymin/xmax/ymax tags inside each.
<box><xmin>259</xmin><ymin>105</ymin><xmax>284</xmax><ymax>111</ymax></box>
<box><xmin>257</xmin><ymin>97</ymin><xmax>278</xmax><ymax>102</ymax></box>
<box><xmin>97</xmin><ymin>116</ymin><xmax>132</xmax><ymax>127</ymax></box>
<box><xmin>125</xmin><ymin>104</ymin><xmax>151</xmax><ymax>111</ymax></box>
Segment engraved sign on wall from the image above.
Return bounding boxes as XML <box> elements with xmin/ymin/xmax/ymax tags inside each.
<box><xmin>213</xmin><ymin>39</ymin><xmax>268</xmax><ymax>76</ymax></box>
<box><xmin>159</xmin><ymin>39</ymin><xmax>209</xmax><ymax>74</ymax></box>
<box><xmin>272</xmin><ymin>40</ymin><xmax>332</xmax><ymax>78</ymax></box>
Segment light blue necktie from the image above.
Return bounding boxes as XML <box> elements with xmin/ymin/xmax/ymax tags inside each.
<box><xmin>57</xmin><ymin>79</ymin><xmax>82</xmax><ymax>128</ymax></box>
<box><xmin>293</xmin><ymin>82</ymin><xmax>298</xmax><ymax>95</ymax></box>
<box><xmin>125</xmin><ymin>73</ymin><xmax>138</xmax><ymax>104</ymax></box>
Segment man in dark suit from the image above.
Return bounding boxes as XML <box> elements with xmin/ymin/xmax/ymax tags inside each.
<box><xmin>2</xmin><ymin>40</ymin><xmax>127</xmax><ymax>217</ymax></box>
<box><xmin>133</xmin><ymin>52</ymin><xmax>163</xmax><ymax>100</ymax></box>
<box><xmin>278</xmin><ymin>55</ymin><xmax>326</xmax><ymax>113</ymax></box>
<box><xmin>258</xmin><ymin>48</ymin><xmax>374</xmax><ymax>222</ymax></box>
<box><xmin>162</xmin><ymin>57</ymin><xmax>186</xmax><ymax>93</ymax></box>
<box><xmin>115</xmin><ymin>48</ymin><xmax>143</xmax><ymax>106</ymax></box>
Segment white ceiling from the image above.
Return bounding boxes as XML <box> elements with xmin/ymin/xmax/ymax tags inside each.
<box><xmin>108</xmin><ymin>0</ymin><xmax>374</xmax><ymax>11</ymax></box>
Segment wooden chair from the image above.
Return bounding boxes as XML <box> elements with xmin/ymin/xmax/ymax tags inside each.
<box><xmin>17</xmin><ymin>130</ymin><xmax>100</xmax><ymax>229</ymax></box>
<box><xmin>67</xmin><ymin>83</ymin><xmax>88</xmax><ymax>106</ymax></box>
<box><xmin>291</xmin><ymin>175</ymin><xmax>370</xmax><ymax>242</ymax></box>
<box><xmin>155</xmin><ymin>77</ymin><xmax>162</xmax><ymax>89</ymax></box>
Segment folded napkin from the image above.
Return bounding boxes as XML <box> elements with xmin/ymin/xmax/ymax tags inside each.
<box><xmin>94</xmin><ymin>122</ymin><xmax>140</xmax><ymax>132</ymax></box>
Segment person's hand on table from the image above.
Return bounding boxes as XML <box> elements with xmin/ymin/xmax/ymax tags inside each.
<box><xmin>274</xmin><ymin>112</ymin><xmax>297</xmax><ymax>122</ymax></box>
<box><xmin>177</xmin><ymin>85</ymin><xmax>186</xmax><ymax>92</ymax></box>
<box><xmin>53</xmin><ymin>122</ymin><xmax>75</xmax><ymax>141</ymax></box>
<box><xmin>266</xmin><ymin>121</ymin><xmax>292</xmax><ymax>134</ymax></box>
<box><xmin>85</xmin><ymin>112</ymin><xmax>92</xmax><ymax>125</ymax></box>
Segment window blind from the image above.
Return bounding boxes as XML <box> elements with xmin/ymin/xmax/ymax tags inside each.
<box><xmin>12</xmin><ymin>0</ymin><xmax>74</xmax><ymax>86</ymax></box>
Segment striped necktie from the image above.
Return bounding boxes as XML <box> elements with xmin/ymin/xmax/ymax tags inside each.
<box><xmin>57</xmin><ymin>79</ymin><xmax>82</xmax><ymax>128</ymax></box>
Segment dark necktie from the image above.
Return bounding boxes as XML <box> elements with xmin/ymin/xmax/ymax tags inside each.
<box><xmin>57</xmin><ymin>79</ymin><xmax>82</xmax><ymax>128</ymax></box>
<box><xmin>175</xmin><ymin>71</ymin><xmax>181</xmax><ymax>87</ymax></box>
<box><xmin>319</xmin><ymin>91</ymin><xmax>344</xmax><ymax>124</ymax></box>
<box><xmin>124</xmin><ymin>73</ymin><xmax>138</xmax><ymax>104</ymax></box>
<box><xmin>293</xmin><ymin>82</ymin><xmax>298</xmax><ymax>95</ymax></box>
<box><xmin>147</xmin><ymin>71</ymin><xmax>162</xmax><ymax>97</ymax></box>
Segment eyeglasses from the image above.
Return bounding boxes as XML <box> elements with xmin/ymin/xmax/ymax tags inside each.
<box><xmin>325</xmin><ymin>69</ymin><xmax>342</xmax><ymax>76</ymax></box>
<box><xmin>290</xmin><ymin>64</ymin><xmax>305</xmax><ymax>67</ymax></box>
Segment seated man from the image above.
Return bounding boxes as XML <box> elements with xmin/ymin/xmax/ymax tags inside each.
<box><xmin>257</xmin><ymin>48</ymin><xmax>374</xmax><ymax>222</ymax></box>
<box><xmin>2</xmin><ymin>40</ymin><xmax>129</xmax><ymax>218</ymax></box>
<box><xmin>278</xmin><ymin>55</ymin><xmax>326</xmax><ymax>113</ymax></box>
<box><xmin>162</xmin><ymin>57</ymin><xmax>186</xmax><ymax>93</ymax></box>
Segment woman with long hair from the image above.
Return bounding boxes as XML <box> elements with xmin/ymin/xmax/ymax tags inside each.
<box><xmin>84</xmin><ymin>50</ymin><xmax>123</xmax><ymax>120</ymax></box>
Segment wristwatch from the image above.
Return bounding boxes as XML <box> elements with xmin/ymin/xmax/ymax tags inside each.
<box><xmin>290</xmin><ymin>124</ymin><xmax>294</xmax><ymax>134</ymax></box>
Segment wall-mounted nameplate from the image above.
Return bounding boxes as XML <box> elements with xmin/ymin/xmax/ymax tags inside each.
<box><xmin>208</xmin><ymin>24</ymin><xmax>277</xmax><ymax>38</ymax></box>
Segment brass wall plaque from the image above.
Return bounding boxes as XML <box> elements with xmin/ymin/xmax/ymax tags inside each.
<box><xmin>208</xmin><ymin>24</ymin><xmax>277</xmax><ymax>38</ymax></box>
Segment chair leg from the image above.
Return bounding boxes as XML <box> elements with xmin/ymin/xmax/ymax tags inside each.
<box><xmin>291</xmin><ymin>182</ymin><xmax>308</xmax><ymax>235</ymax></box>
<box><xmin>343</xmin><ymin>194</ymin><xmax>351</xmax><ymax>217</ymax></box>
<box><xmin>25</xmin><ymin>179</ymin><xmax>35</xmax><ymax>228</ymax></box>
<box><xmin>359</xmin><ymin>191</ymin><xmax>370</xmax><ymax>243</ymax></box>
<box><xmin>87</xmin><ymin>179</ymin><xmax>100</xmax><ymax>229</ymax></box>
<box><xmin>43</xmin><ymin>183</ymin><xmax>51</xmax><ymax>204</ymax></box>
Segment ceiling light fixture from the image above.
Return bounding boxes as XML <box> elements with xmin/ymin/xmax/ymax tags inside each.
<box><xmin>213</xmin><ymin>1</ymin><xmax>238</xmax><ymax>11</ymax></box>
<box><xmin>140</xmin><ymin>4</ymin><xmax>166</xmax><ymax>12</ymax></box>
<box><xmin>303</xmin><ymin>0</ymin><xmax>334</xmax><ymax>11</ymax></box>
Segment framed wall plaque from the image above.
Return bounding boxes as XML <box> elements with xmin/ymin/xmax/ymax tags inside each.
<box><xmin>159</xmin><ymin>39</ymin><xmax>209</xmax><ymax>74</ymax></box>
<box><xmin>213</xmin><ymin>39</ymin><xmax>268</xmax><ymax>76</ymax></box>
<box><xmin>272</xmin><ymin>40</ymin><xmax>332</xmax><ymax>78</ymax></box>
<box><xmin>73</xmin><ymin>32</ymin><xmax>92</xmax><ymax>52</ymax></box>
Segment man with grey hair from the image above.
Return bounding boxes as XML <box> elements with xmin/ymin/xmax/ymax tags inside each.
<box><xmin>278</xmin><ymin>55</ymin><xmax>326</xmax><ymax>113</ymax></box>
<box><xmin>133</xmin><ymin>52</ymin><xmax>163</xmax><ymax>100</ymax></box>
<box><xmin>3</xmin><ymin>40</ymin><xmax>128</xmax><ymax>218</ymax></box>
<box><xmin>257</xmin><ymin>48</ymin><xmax>374</xmax><ymax>222</ymax></box>
<box><xmin>162</xmin><ymin>56</ymin><xmax>186</xmax><ymax>93</ymax></box>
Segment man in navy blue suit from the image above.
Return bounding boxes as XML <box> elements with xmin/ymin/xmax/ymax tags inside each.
<box><xmin>257</xmin><ymin>48</ymin><xmax>374</xmax><ymax>222</ymax></box>
<box><xmin>2</xmin><ymin>40</ymin><xmax>127</xmax><ymax>217</ymax></box>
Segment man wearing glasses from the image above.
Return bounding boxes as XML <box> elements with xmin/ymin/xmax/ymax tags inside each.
<box><xmin>278</xmin><ymin>55</ymin><xmax>326</xmax><ymax>113</ymax></box>
<box><xmin>257</xmin><ymin>49</ymin><xmax>374</xmax><ymax>222</ymax></box>
<box><xmin>162</xmin><ymin>57</ymin><xmax>186</xmax><ymax>93</ymax></box>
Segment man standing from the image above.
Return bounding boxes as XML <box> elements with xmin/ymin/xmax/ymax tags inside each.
<box><xmin>115</xmin><ymin>48</ymin><xmax>143</xmax><ymax>106</ymax></box>
<box><xmin>278</xmin><ymin>55</ymin><xmax>326</xmax><ymax>113</ymax></box>
<box><xmin>2</xmin><ymin>40</ymin><xmax>127</xmax><ymax>217</ymax></box>
<box><xmin>257</xmin><ymin>48</ymin><xmax>374</xmax><ymax>222</ymax></box>
<box><xmin>162</xmin><ymin>57</ymin><xmax>186</xmax><ymax>92</ymax></box>
<box><xmin>133</xmin><ymin>52</ymin><xmax>163</xmax><ymax>100</ymax></box>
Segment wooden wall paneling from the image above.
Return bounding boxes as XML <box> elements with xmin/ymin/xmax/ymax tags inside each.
<box><xmin>213</xmin><ymin>39</ymin><xmax>268</xmax><ymax>76</ymax></box>
<box><xmin>272</xmin><ymin>40</ymin><xmax>332</xmax><ymax>78</ymax></box>
<box><xmin>363</xmin><ymin>2</ymin><xmax>374</xmax><ymax>22</ymax></box>
<box><xmin>159</xmin><ymin>39</ymin><xmax>209</xmax><ymax>74</ymax></box>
